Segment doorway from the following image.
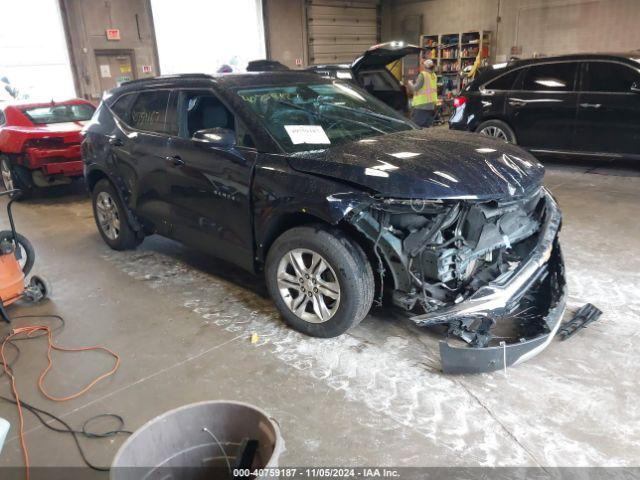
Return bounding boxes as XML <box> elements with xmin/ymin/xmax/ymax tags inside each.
<box><xmin>95</xmin><ymin>51</ymin><xmax>136</xmax><ymax>94</ymax></box>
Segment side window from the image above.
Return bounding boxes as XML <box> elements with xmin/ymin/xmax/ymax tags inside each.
<box><xmin>178</xmin><ymin>90</ymin><xmax>234</xmax><ymax>138</ymax></box>
<box><xmin>522</xmin><ymin>62</ymin><xmax>577</xmax><ymax>91</ymax></box>
<box><xmin>110</xmin><ymin>93</ymin><xmax>136</xmax><ymax>123</ymax></box>
<box><xmin>582</xmin><ymin>62</ymin><xmax>639</xmax><ymax>93</ymax></box>
<box><xmin>130</xmin><ymin>90</ymin><xmax>171</xmax><ymax>134</ymax></box>
<box><xmin>484</xmin><ymin>69</ymin><xmax>521</xmax><ymax>91</ymax></box>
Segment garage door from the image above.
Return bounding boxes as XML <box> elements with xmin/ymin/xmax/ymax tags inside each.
<box><xmin>306</xmin><ymin>0</ymin><xmax>380</xmax><ymax>65</ymax></box>
<box><xmin>0</xmin><ymin>0</ymin><xmax>75</xmax><ymax>100</ymax></box>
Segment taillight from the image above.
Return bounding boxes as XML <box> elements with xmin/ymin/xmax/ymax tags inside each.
<box><xmin>453</xmin><ymin>96</ymin><xmax>467</xmax><ymax>108</ymax></box>
<box><xmin>23</xmin><ymin>137</ymin><xmax>65</xmax><ymax>149</ymax></box>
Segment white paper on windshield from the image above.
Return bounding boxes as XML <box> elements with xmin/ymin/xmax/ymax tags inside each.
<box><xmin>284</xmin><ymin>125</ymin><xmax>331</xmax><ymax>145</ymax></box>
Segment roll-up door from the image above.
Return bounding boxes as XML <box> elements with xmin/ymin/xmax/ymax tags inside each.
<box><xmin>306</xmin><ymin>0</ymin><xmax>380</xmax><ymax>65</ymax></box>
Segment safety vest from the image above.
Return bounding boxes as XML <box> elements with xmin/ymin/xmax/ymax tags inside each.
<box><xmin>412</xmin><ymin>71</ymin><xmax>438</xmax><ymax>107</ymax></box>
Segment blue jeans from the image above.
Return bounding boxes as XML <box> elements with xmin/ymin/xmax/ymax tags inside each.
<box><xmin>411</xmin><ymin>108</ymin><xmax>434</xmax><ymax>128</ymax></box>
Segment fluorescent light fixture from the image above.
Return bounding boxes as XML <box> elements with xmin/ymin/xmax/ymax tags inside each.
<box><xmin>475</xmin><ymin>147</ymin><xmax>497</xmax><ymax>153</ymax></box>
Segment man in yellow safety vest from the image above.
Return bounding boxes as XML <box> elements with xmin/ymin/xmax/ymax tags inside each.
<box><xmin>407</xmin><ymin>58</ymin><xmax>438</xmax><ymax>127</ymax></box>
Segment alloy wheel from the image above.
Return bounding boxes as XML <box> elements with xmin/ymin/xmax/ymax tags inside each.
<box><xmin>479</xmin><ymin>126</ymin><xmax>509</xmax><ymax>141</ymax></box>
<box><xmin>95</xmin><ymin>191</ymin><xmax>121</xmax><ymax>240</ymax></box>
<box><xmin>276</xmin><ymin>248</ymin><xmax>341</xmax><ymax>324</ymax></box>
<box><xmin>1</xmin><ymin>159</ymin><xmax>14</xmax><ymax>192</ymax></box>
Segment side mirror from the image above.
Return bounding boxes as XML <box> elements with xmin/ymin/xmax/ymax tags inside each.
<box><xmin>192</xmin><ymin>128</ymin><xmax>236</xmax><ymax>147</ymax></box>
<box><xmin>631</xmin><ymin>82</ymin><xmax>640</xmax><ymax>93</ymax></box>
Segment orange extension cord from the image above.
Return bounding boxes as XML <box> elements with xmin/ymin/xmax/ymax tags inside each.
<box><xmin>1</xmin><ymin>325</ymin><xmax>121</xmax><ymax>480</ymax></box>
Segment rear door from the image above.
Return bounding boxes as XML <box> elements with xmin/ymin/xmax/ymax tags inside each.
<box><xmin>505</xmin><ymin>61</ymin><xmax>579</xmax><ymax>150</ymax></box>
<box><xmin>118</xmin><ymin>89</ymin><xmax>178</xmax><ymax>235</ymax></box>
<box><xmin>161</xmin><ymin>89</ymin><xmax>255</xmax><ymax>270</ymax></box>
<box><xmin>575</xmin><ymin>60</ymin><xmax>640</xmax><ymax>156</ymax></box>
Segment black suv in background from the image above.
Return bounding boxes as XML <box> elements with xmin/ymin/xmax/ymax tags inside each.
<box><xmin>306</xmin><ymin>41</ymin><xmax>424</xmax><ymax>113</ymax></box>
<box><xmin>449</xmin><ymin>53</ymin><xmax>640</xmax><ymax>159</ymax></box>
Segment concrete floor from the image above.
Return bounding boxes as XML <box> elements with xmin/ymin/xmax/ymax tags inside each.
<box><xmin>0</xmin><ymin>158</ymin><xmax>639</xmax><ymax>472</ymax></box>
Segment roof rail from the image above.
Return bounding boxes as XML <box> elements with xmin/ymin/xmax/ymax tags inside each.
<box><xmin>120</xmin><ymin>73</ymin><xmax>214</xmax><ymax>86</ymax></box>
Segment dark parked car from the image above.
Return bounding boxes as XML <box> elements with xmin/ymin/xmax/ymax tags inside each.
<box><xmin>449</xmin><ymin>53</ymin><xmax>640</xmax><ymax>159</ymax></box>
<box><xmin>83</xmin><ymin>72</ymin><xmax>565</xmax><ymax>373</ymax></box>
<box><xmin>306</xmin><ymin>41</ymin><xmax>424</xmax><ymax>113</ymax></box>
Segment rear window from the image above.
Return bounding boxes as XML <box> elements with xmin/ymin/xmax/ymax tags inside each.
<box><xmin>110</xmin><ymin>93</ymin><xmax>137</xmax><ymax>123</ymax></box>
<box><xmin>521</xmin><ymin>62</ymin><xmax>577</xmax><ymax>91</ymax></box>
<box><xmin>484</xmin><ymin>69</ymin><xmax>521</xmax><ymax>90</ymax></box>
<box><xmin>22</xmin><ymin>103</ymin><xmax>95</xmax><ymax>124</ymax></box>
<box><xmin>129</xmin><ymin>90</ymin><xmax>171</xmax><ymax>134</ymax></box>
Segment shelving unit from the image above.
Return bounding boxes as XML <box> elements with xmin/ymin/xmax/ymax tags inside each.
<box><xmin>418</xmin><ymin>30</ymin><xmax>492</xmax><ymax>92</ymax></box>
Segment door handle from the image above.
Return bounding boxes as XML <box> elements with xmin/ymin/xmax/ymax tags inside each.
<box><xmin>579</xmin><ymin>103</ymin><xmax>602</xmax><ymax>109</ymax></box>
<box><xmin>108</xmin><ymin>136</ymin><xmax>124</xmax><ymax>147</ymax></box>
<box><xmin>165</xmin><ymin>155</ymin><xmax>185</xmax><ymax>167</ymax></box>
<box><xmin>508</xmin><ymin>98</ymin><xmax>527</xmax><ymax>107</ymax></box>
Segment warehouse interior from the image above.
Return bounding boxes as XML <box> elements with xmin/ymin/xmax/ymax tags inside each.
<box><xmin>0</xmin><ymin>0</ymin><xmax>639</xmax><ymax>478</ymax></box>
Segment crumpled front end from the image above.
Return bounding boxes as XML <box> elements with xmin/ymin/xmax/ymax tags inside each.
<box><xmin>347</xmin><ymin>187</ymin><xmax>566</xmax><ymax>373</ymax></box>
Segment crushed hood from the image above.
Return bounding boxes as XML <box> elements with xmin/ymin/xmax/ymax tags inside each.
<box><xmin>287</xmin><ymin>129</ymin><xmax>545</xmax><ymax>201</ymax></box>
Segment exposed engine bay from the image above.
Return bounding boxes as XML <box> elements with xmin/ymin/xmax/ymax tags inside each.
<box><xmin>348</xmin><ymin>187</ymin><xmax>567</xmax><ymax>373</ymax></box>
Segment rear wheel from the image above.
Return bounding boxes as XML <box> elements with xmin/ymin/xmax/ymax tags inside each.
<box><xmin>476</xmin><ymin>120</ymin><xmax>517</xmax><ymax>144</ymax></box>
<box><xmin>92</xmin><ymin>179</ymin><xmax>142</xmax><ymax>250</ymax></box>
<box><xmin>265</xmin><ymin>225</ymin><xmax>374</xmax><ymax>338</ymax></box>
<box><xmin>0</xmin><ymin>155</ymin><xmax>33</xmax><ymax>197</ymax></box>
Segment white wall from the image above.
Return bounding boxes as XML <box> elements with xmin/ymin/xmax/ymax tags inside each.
<box><xmin>0</xmin><ymin>0</ymin><xmax>75</xmax><ymax>101</ymax></box>
<box><xmin>151</xmin><ymin>0</ymin><xmax>266</xmax><ymax>74</ymax></box>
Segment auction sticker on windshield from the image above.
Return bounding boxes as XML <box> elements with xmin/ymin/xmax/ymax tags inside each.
<box><xmin>284</xmin><ymin>125</ymin><xmax>331</xmax><ymax>145</ymax></box>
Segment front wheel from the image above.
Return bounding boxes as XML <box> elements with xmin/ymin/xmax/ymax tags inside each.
<box><xmin>265</xmin><ymin>225</ymin><xmax>374</xmax><ymax>338</ymax></box>
<box><xmin>476</xmin><ymin>120</ymin><xmax>517</xmax><ymax>144</ymax></box>
<box><xmin>91</xmin><ymin>179</ymin><xmax>142</xmax><ymax>250</ymax></box>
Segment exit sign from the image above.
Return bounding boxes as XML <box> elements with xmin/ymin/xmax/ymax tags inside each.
<box><xmin>106</xmin><ymin>29</ymin><xmax>121</xmax><ymax>40</ymax></box>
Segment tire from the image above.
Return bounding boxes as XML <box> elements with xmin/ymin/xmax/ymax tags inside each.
<box><xmin>0</xmin><ymin>230</ymin><xmax>35</xmax><ymax>275</ymax></box>
<box><xmin>265</xmin><ymin>225</ymin><xmax>374</xmax><ymax>338</ymax></box>
<box><xmin>91</xmin><ymin>179</ymin><xmax>142</xmax><ymax>250</ymax></box>
<box><xmin>476</xmin><ymin>120</ymin><xmax>517</xmax><ymax>144</ymax></box>
<box><xmin>1</xmin><ymin>155</ymin><xmax>34</xmax><ymax>198</ymax></box>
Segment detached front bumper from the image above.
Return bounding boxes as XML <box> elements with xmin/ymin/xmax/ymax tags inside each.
<box><xmin>410</xmin><ymin>191</ymin><xmax>567</xmax><ymax>374</ymax></box>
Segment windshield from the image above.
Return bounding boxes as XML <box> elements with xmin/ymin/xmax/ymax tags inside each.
<box><xmin>236</xmin><ymin>82</ymin><xmax>416</xmax><ymax>152</ymax></box>
<box><xmin>22</xmin><ymin>103</ymin><xmax>95</xmax><ymax>125</ymax></box>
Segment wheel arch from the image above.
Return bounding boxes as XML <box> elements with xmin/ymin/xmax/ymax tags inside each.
<box><xmin>85</xmin><ymin>167</ymin><xmax>110</xmax><ymax>192</ymax></box>
<box><xmin>257</xmin><ymin>211</ymin><xmax>329</xmax><ymax>271</ymax></box>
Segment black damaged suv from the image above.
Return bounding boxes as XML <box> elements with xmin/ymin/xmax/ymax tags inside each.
<box><xmin>83</xmin><ymin>72</ymin><xmax>566</xmax><ymax>373</ymax></box>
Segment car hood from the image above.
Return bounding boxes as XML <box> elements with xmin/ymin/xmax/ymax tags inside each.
<box><xmin>287</xmin><ymin>129</ymin><xmax>545</xmax><ymax>201</ymax></box>
<box><xmin>351</xmin><ymin>42</ymin><xmax>425</xmax><ymax>74</ymax></box>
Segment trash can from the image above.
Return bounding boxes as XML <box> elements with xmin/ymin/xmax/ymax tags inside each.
<box><xmin>111</xmin><ymin>401</ymin><xmax>284</xmax><ymax>480</ymax></box>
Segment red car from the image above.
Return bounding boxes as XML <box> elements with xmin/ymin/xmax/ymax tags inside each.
<box><xmin>0</xmin><ymin>99</ymin><xmax>95</xmax><ymax>195</ymax></box>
